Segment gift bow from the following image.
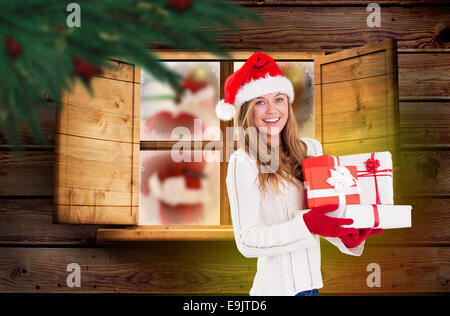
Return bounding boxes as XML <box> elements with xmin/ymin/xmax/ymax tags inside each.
<box><xmin>357</xmin><ymin>152</ymin><xmax>393</xmax><ymax>204</ymax></box>
<box><xmin>326</xmin><ymin>165</ymin><xmax>359</xmax><ymax>193</ymax></box>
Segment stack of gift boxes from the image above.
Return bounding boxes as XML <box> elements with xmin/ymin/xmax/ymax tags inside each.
<box><xmin>302</xmin><ymin>151</ymin><xmax>412</xmax><ymax>229</ymax></box>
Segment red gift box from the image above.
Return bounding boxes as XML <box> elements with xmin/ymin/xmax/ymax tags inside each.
<box><xmin>302</xmin><ymin>155</ymin><xmax>361</xmax><ymax>208</ymax></box>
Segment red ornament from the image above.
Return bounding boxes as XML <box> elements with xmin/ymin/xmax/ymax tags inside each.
<box><xmin>182</xmin><ymin>79</ymin><xmax>208</xmax><ymax>93</ymax></box>
<box><xmin>72</xmin><ymin>56</ymin><xmax>103</xmax><ymax>83</ymax></box>
<box><xmin>167</xmin><ymin>0</ymin><xmax>192</xmax><ymax>12</ymax></box>
<box><xmin>54</xmin><ymin>25</ymin><xmax>63</xmax><ymax>32</ymax></box>
<box><xmin>5</xmin><ymin>37</ymin><xmax>22</xmax><ymax>57</ymax></box>
<box><xmin>364</xmin><ymin>157</ymin><xmax>380</xmax><ymax>173</ymax></box>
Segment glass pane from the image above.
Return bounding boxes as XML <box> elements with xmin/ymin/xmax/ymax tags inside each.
<box><xmin>233</xmin><ymin>61</ymin><xmax>315</xmax><ymax>139</ymax></box>
<box><xmin>141</xmin><ymin>62</ymin><xmax>221</xmax><ymax>141</ymax></box>
<box><xmin>139</xmin><ymin>150</ymin><xmax>220</xmax><ymax>225</ymax></box>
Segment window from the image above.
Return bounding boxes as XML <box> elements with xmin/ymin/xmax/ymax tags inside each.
<box><xmin>139</xmin><ymin>61</ymin><xmax>221</xmax><ymax>226</ymax></box>
<box><xmin>54</xmin><ymin>40</ymin><xmax>400</xmax><ymax>241</ymax></box>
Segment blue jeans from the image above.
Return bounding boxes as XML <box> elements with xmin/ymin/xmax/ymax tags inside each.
<box><xmin>295</xmin><ymin>289</ymin><xmax>319</xmax><ymax>296</ymax></box>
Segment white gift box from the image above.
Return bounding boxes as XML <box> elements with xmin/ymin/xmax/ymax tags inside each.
<box><xmin>327</xmin><ymin>204</ymin><xmax>412</xmax><ymax>229</ymax></box>
<box><xmin>337</xmin><ymin>151</ymin><xmax>394</xmax><ymax>205</ymax></box>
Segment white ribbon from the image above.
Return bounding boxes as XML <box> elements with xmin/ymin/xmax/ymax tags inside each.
<box><xmin>327</xmin><ymin>165</ymin><xmax>359</xmax><ymax>192</ymax></box>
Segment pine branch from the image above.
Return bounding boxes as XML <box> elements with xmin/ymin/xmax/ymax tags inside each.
<box><xmin>0</xmin><ymin>0</ymin><xmax>263</xmax><ymax>145</ymax></box>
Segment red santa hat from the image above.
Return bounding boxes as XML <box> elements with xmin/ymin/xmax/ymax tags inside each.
<box><xmin>215</xmin><ymin>52</ymin><xmax>295</xmax><ymax>121</ymax></box>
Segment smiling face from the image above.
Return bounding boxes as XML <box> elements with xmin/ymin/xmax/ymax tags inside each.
<box><xmin>251</xmin><ymin>92</ymin><xmax>289</xmax><ymax>137</ymax></box>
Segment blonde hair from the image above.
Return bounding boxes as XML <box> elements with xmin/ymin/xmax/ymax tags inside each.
<box><xmin>234</xmin><ymin>96</ymin><xmax>312</xmax><ymax>196</ymax></box>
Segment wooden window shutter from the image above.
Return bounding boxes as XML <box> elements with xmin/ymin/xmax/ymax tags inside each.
<box><xmin>314</xmin><ymin>39</ymin><xmax>400</xmax><ymax>197</ymax></box>
<box><xmin>54</xmin><ymin>60</ymin><xmax>140</xmax><ymax>224</ymax></box>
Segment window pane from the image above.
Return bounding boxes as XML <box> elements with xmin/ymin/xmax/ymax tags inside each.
<box><xmin>233</xmin><ymin>61</ymin><xmax>315</xmax><ymax>139</ymax></box>
<box><xmin>141</xmin><ymin>62</ymin><xmax>221</xmax><ymax>141</ymax></box>
<box><xmin>139</xmin><ymin>150</ymin><xmax>220</xmax><ymax>225</ymax></box>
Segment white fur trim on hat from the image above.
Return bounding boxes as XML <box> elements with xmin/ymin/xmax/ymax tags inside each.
<box><xmin>215</xmin><ymin>99</ymin><xmax>236</xmax><ymax>121</ymax></box>
<box><xmin>234</xmin><ymin>73</ymin><xmax>294</xmax><ymax>107</ymax></box>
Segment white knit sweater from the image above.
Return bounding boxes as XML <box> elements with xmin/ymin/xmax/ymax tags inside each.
<box><xmin>226</xmin><ymin>137</ymin><xmax>365</xmax><ymax>296</ymax></box>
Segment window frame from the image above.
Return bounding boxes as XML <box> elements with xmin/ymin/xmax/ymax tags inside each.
<box><xmin>97</xmin><ymin>51</ymin><xmax>324</xmax><ymax>242</ymax></box>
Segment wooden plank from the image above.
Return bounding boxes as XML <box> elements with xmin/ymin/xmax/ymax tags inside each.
<box><xmin>56</xmin><ymin>135</ymin><xmax>134</xmax><ymax>195</ymax></box>
<box><xmin>400</xmin><ymin>150</ymin><xmax>450</xmax><ymax>196</ymax></box>
<box><xmin>199</xmin><ymin>6</ymin><xmax>450</xmax><ymax>51</ymax></box>
<box><xmin>99</xmin><ymin>196</ymin><xmax>450</xmax><ymax>243</ymax></box>
<box><xmin>100</xmin><ymin>60</ymin><xmax>135</xmax><ymax>83</ymax></box>
<box><xmin>318</xmin><ymin>42</ymin><xmax>394</xmax><ymax>84</ymax></box>
<box><xmin>0</xmin><ymin>245</ymin><xmax>252</xmax><ymax>294</ymax></box>
<box><xmin>55</xmin><ymin>206</ymin><xmax>137</xmax><ymax>225</ymax></box>
<box><xmin>0</xmin><ymin>197</ymin><xmax>447</xmax><ymax>245</ymax></box>
<box><xmin>61</xmin><ymin>77</ymin><xmax>134</xmax><ymax>117</ymax></box>
<box><xmin>237</xmin><ymin>1</ymin><xmax>448</xmax><ymax>5</ymax></box>
<box><xmin>320</xmin><ymin>244</ymin><xmax>449</xmax><ymax>294</ymax></box>
<box><xmin>316</xmin><ymin>40</ymin><xmax>399</xmax><ymax>148</ymax></box>
<box><xmin>55</xmin><ymin>68</ymin><xmax>140</xmax><ymax>224</ymax></box>
<box><xmin>140</xmin><ymin>141</ymin><xmax>223</xmax><ymax>150</ymax></box>
<box><xmin>97</xmin><ymin>225</ymin><xmax>234</xmax><ymax>242</ymax></box>
<box><xmin>152</xmin><ymin>51</ymin><xmax>323</xmax><ymax>60</ymax></box>
<box><xmin>0</xmin><ymin>199</ymin><xmax>98</xmax><ymax>246</ymax></box>
<box><xmin>0</xmin><ymin>60</ymin><xmax>133</xmax><ymax>147</ymax></box>
<box><xmin>54</xmin><ymin>135</ymin><xmax>137</xmax><ymax>224</ymax></box>
<box><xmin>400</xmin><ymin>101</ymin><xmax>450</xmax><ymax>146</ymax></box>
<box><xmin>131</xmin><ymin>69</ymin><xmax>140</xmax><ymax>217</ymax></box>
<box><xmin>221</xmin><ymin>158</ymin><xmax>232</xmax><ymax>225</ymax></box>
<box><xmin>0</xmin><ymin>103</ymin><xmax>56</xmax><ymax>146</ymax></box>
<box><xmin>321</xmin><ymin>74</ymin><xmax>397</xmax><ymax>143</ymax></box>
<box><xmin>320</xmin><ymin>74</ymin><xmax>397</xmax><ymax>114</ymax></box>
<box><xmin>220</xmin><ymin>61</ymin><xmax>234</xmax><ymax>226</ymax></box>
<box><xmin>55</xmin><ymin>186</ymin><xmax>132</xmax><ymax>207</ymax></box>
<box><xmin>366</xmin><ymin>197</ymin><xmax>450</xmax><ymax>245</ymax></box>
<box><xmin>57</xmin><ymin>103</ymin><xmax>135</xmax><ymax>143</ymax></box>
<box><xmin>0</xmin><ymin>246</ymin><xmax>447</xmax><ymax>293</ymax></box>
<box><xmin>0</xmin><ymin>151</ymin><xmax>53</xmax><ymax>197</ymax></box>
<box><xmin>398</xmin><ymin>53</ymin><xmax>450</xmax><ymax>98</ymax></box>
<box><xmin>323</xmin><ymin>106</ymin><xmax>397</xmax><ymax>144</ymax></box>
<box><xmin>313</xmin><ymin>77</ymin><xmax>323</xmax><ymax>143</ymax></box>
<box><xmin>323</xmin><ymin>135</ymin><xmax>398</xmax><ymax>160</ymax></box>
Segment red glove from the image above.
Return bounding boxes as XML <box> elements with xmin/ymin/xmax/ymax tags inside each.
<box><xmin>339</xmin><ymin>228</ymin><xmax>384</xmax><ymax>248</ymax></box>
<box><xmin>303</xmin><ymin>204</ymin><xmax>358</xmax><ymax>237</ymax></box>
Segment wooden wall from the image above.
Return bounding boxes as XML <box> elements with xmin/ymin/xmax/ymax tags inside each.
<box><xmin>0</xmin><ymin>1</ymin><xmax>448</xmax><ymax>294</ymax></box>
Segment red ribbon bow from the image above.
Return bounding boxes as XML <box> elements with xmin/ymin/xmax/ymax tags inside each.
<box><xmin>357</xmin><ymin>152</ymin><xmax>393</xmax><ymax>204</ymax></box>
<box><xmin>364</xmin><ymin>157</ymin><xmax>380</xmax><ymax>173</ymax></box>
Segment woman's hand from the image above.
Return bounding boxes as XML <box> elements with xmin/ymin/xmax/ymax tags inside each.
<box><xmin>339</xmin><ymin>228</ymin><xmax>384</xmax><ymax>248</ymax></box>
<box><xmin>303</xmin><ymin>204</ymin><xmax>358</xmax><ymax>237</ymax></box>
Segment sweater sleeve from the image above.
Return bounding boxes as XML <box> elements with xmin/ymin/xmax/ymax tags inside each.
<box><xmin>226</xmin><ymin>152</ymin><xmax>316</xmax><ymax>258</ymax></box>
<box><xmin>323</xmin><ymin>236</ymin><xmax>365</xmax><ymax>256</ymax></box>
<box><xmin>301</xmin><ymin>137</ymin><xmax>365</xmax><ymax>256</ymax></box>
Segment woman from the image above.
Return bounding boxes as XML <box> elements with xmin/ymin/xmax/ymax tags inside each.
<box><xmin>215</xmin><ymin>52</ymin><xmax>382</xmax><ymax>296</ymax></box>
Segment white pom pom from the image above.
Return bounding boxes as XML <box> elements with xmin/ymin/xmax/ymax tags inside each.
<box><xmin>215</xmin><ymin>99</ymin><xmax>236</xmax><ymax>121</ymax></box>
